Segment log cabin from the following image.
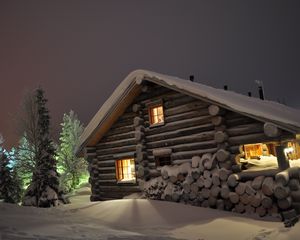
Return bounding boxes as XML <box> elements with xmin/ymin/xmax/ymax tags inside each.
<box><xmin>76</xmin><ymin>70</ymin><xmax>300</xmax><ymax>225</ymax></box>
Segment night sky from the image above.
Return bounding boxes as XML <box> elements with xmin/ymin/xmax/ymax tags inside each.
<box><xmin>1</xmin><ymin>0</ymin><xmax>300</xmax><ymax>149</ymax></box>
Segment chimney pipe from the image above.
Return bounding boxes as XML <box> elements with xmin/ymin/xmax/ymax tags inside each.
<box><xmin>248</xmin><ymin>92</ymin><xmax>252</xmax><ymax>97</ymax></box>
<box><xmin>258</xmin><ymin>86</ymin><xmax>264</xmax><ymax>100</ymax></box>
<box><xmin>189</xmin><ymin>75</ymin><xmax>194</xmax><ymax>82</ymax></box>
<box><xmin>223</xmin><ymin>85</ymin><xmax>228</xmax><ymax>90</ymax></box>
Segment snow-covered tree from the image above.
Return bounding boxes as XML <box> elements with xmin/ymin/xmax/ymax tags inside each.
<box><xmin>56</xmin><ymin>110</ymin><xmax>86</xmax><ymax>192</ymax></box>
<box><xmin>22</xmin><ymin>88</ymin><xmax>62</xmax><ymax>207</ymax></box>
<box><xmin>0</xmin><ymin>137</ymin><xmax>22</xmax><ymax>203</ymax></box>
<box><xmin>15</xmin><ymin>134</ymin><xmax>36</xmax><ymax>187</ymax></box>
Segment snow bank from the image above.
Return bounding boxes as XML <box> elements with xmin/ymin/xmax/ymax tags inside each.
<box><xmin>1</xmin><ymin>190</ymin><xmax>300</xmax><ymax>240</ymax></box>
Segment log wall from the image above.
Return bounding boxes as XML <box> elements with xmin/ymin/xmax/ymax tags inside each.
<box><xmin>87</xmin><ymin>82</ymin><xmax>300</xmax><ymax>223</ymax></box>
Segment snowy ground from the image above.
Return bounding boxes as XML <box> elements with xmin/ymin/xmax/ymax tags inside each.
<box><xmin>0</xmin><ymin>187</ymin><xmax>299</xmax><ymax>240</ymax></box>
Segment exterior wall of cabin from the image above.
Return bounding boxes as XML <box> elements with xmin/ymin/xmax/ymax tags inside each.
<box><xmin>85</xmin><ymin>82</ymin><xmax>300</xmax><ymax>222</ymax></box>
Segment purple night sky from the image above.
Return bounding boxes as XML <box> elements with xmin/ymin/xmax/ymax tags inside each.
<box><xmin>1</xmin><ymin>0</ymin><xmax>300</xmax><ymax>148</ymax></box>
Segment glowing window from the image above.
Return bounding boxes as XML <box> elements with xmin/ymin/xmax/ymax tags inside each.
<box><xmin>149</xmin><ymin>105</ymin><xmax>164</xmax><ymax>125</ymax></box>
<box><xmin>115</xmin><ymin>159</ymin><xmax>136</xmax><ymax>182</ymax></box>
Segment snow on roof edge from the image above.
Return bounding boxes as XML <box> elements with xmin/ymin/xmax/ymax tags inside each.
<box><xmin>76</xmin><ymin>69</ymin><xmax>300</xmax><ymax>155</ymax></box>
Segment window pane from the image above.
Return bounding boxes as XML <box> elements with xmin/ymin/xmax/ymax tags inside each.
<box><xmin>115</xmin><ymin>159</ymin><xmax>136</xmax><ymax>182</ymax></box>
<box><xmin>157</xmin><ymin>106</ymin><xmax>163</xmax><ymax>115</ymax></box>
<box><xmin>149</xmin><ymin>105</ymin><xmax>164</xmax><ymax>125</ymax></box>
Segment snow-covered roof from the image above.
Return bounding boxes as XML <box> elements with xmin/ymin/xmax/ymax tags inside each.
<box><xmin>76</xmin><ymin>69</ymin><xmax>300</xmax><ymax>155</ymax></box>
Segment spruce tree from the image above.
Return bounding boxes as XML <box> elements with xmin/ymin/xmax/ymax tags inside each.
<box><xmin>15</xmin><ymin>134</ymin><xmax>36</xmax><ymax>187</ymax></box>
<box><xmin>0</xmin><ymin>144</ymin><xmax>22</xmax><ymax>203</ymax></box>
<box><xmin>56</xmin><ymin>110</ymin><xmax>86</xmax><ymax>192</ymax></box>
<box><xmin>22</xmin><ymin>88</ymin><xmax>61</xmax><ymax>207</ymax></box>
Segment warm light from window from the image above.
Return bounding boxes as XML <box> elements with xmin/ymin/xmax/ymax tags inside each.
<box><xmin>284</xmin><ymin>147</ymin><xmax>294</xmax><ymax>154</ymax></box>
<box><xmin>149</xmin><ymin>105</ymin><xmax>164</xmax><ymax>125</ymax></box>
<box><xmin>115</xmin><ymin>159</ymin><xmax>136</xmax><ymax>182</ymax></box>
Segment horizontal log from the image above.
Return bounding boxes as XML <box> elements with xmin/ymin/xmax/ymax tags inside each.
<box><xmin>226</xmin><ymin>117</ymin><xmax>257</xmax><ymax>128</ymax></box>
<box><xmin>96</xmin><ymin>138</ymin><xmax>137</xmax><ymax>150</ymax></box>
<box><xmin>96</xmin><ymin>145</ymin><xmax>136</xmax><ymax>156</ymax></box>
<box><xmin>165</xmin><ymin>109</ymin><xmax>209</xmax><ymax>123</ymax></box>
<box><xmin>164</xmin><ymin>95</ymin><xmax>198</xmax><ymax>108</ymax></box>
<box><xmin>148</xmin><ymin>137</ymin><xmax>217</xmax><ymax>152</ymax></box>
<box><xmin>98</xmin><ymin>173</ymin><xmax>117</xmax><ymax>180</ymax></box>
<box><xmin>229</xmin><ymin>145</ymin><xmax>244</xmax><ymax>154</ymax></box>
<box><xmin>236</xmin><ymin>169</ymin><xmax>279</xmax><ymax>181</ymax></box>
<box><xmin>146</xmin><ymin>129</ymin><xmax>215</xmax><ymax>149</ymax></box>
<box><xmin>97</xmin><ymin>151</ymin><xmax>135</xmax><ymax>162</ymax></box>
<box><xmin>117</xmin><ymin>111</ymin><xmax>137</xmax><ymax>121</ymax></box>
<box><xmin>98</xmin><ymin>167</ymin><xmax>116</xmax><ymax>174</ymax></box>
<box><xmin>226</xmin><ymin>123</ymin><xmax>264</xmax><ymax>137</ymax></box>
<box><xmin>164</xmin><ymin>101</ymin><xmax>209</xmax><ymax>116</ymax></box>
<box><xmin>102</xmin><ymin>131</ymin><xmax>135</xmax><ymax>142</ymax></box>
<box><xmin>146</xmin><ymin>115</ymin><xmax>212</xmax><ymax>135</ymax></box>
<box><xmin>172</xmin><ymin>159</ymin><xmax>191</xmax><ymax>165</ymax></box>
<box><xmin>171</xmin><ymin>140</ymin><xmax>217</xmax><ymax>153</ymax></box>
<box><xmin>171</xmin><ymin>147</ymin><xmax>218</xmax><ymax>160</ymax></box>
<box><xmin>112</xmin><ymin>117</ymin><xmax>135</xmax><ymax>129</ymax></box>
<box><xmin>105</xmin><ymin>125</ymin><xmax>135</xmax><ymax>137</ymax></box>
<box><xmin>136</xmin><ymin>86</ymin><xmax>173</xmax><ymax>103</ymax></box>
<box><xmin>228</xmin><ymin>133</ymin><xmax>277</xmax><ymax>145</ymax></box>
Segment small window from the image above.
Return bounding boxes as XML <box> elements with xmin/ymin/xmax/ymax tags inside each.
<box><xmin>115</xmin><ymin>159</ymin><xmax>136</xmax><ymax>183</ymax></box>
<box><xmin>155</xmin><ymin>156</ymin><xmax>171</xmax><ymax>167</ymax></box>
<box><xmin>240</xmin><ymin>142</ymin><xmax>279</xmax><ymax>171</ymax></box>
<box><xmin>149</xmin><ymin>105</ymin><xmax>164</xmax><ymax>125</ymax></box>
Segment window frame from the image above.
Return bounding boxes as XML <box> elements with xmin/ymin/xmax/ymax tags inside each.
<box><xmin>155</xmin><ymin>155</ymin><xmax>172</xmax><ymax>167</ymax></box>
<box><xmin>115</xmin><ymin>158</ymin><xmax>136</xmax><ymax>184</ymax></box>
<box><xmin>240</xmin><ymin>141</ymin><xmax>281</xmax><ymax>172</ymax></box>
<box><xmin>148</xmin><ymin>101</ymin><xmax>165</xmax><ymax>127</ymax></box>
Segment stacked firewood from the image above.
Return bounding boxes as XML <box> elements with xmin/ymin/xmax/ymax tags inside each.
<box><xmin>142</xmin><ymin>157</ymin><xmax>300</xmax><ymax>219</ymax></box>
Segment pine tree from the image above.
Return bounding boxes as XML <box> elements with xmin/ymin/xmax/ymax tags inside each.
<box><xmin>0</xmin><ymin>142</ymin><xmax>22</xmax><ymax>203</ymax></box>
<box><xmin>15</xmin><ymin>134</ymin><xmax>36</xmax><ymax>187</ymax></box>
<box><xmin>22</xmin><ymin>88</ymin><xmax>62</xmax><ymax>207</ymax></box>
<box><xmin>56</xmin><ymin>110</ymin><xmax>86</xmax><ymax>192</ymax></box>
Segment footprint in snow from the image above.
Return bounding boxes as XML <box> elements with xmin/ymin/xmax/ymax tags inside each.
<box><xmin>252</xmin><ymin>228</ymin><xmax>276</xmax><ymax>240</ymax></box>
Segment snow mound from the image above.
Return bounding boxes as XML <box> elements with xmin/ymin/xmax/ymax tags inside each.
<box><xmin>1</xmin><ymin>193</ymin><xmax>300</xmax><ymax>240</ymax></box>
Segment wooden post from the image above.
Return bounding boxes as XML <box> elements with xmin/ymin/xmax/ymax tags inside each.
<box><xmin>276</xmin><ymin>146</ymin><xmax>290</xmax><ymax>170</ymax></box>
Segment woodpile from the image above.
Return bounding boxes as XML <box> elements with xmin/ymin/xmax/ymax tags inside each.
<box><xmin>142</xmin><ymin>157</ymin><xmax>300</xmax><ymax>220</ymax></box>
